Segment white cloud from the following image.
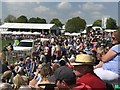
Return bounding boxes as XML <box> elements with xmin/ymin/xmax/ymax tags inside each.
<box><xmin>5</xmin><ymin>2</ymin><xmax>27</xmax><ymax>16</ymax></box>
<box><xmin>34</xmin><ymin>5</ymin><xmax>50</xmax><ymax>13</ymax></box>
<box><xmin>92</xmin><ymin>11</ymin><xmax>101</xmax><ymax>15</ymax></box>
<box><xmin>71</xmin><ymin>11</ymin><xmax>82</xmax><ymax>17</ymax></box>
<box><xmin>57</xmin><ymin>2</ymin><xmax>72</xmax><ymax>9</ymax></box>
<box><xmin>82</xmin><ymin>2</ymin><xmax>104</xmax><ymax>11</ymax></box>
<box><xmin>81</xmin><ymin>2</ymin><xmax>105</xmax><ymax>22</ymax></box>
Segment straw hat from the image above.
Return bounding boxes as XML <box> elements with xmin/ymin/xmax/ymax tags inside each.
<box><xmin>71</xmin><ymin>54</ymin><xmax>95</xmax><ymax>66</ymax></box>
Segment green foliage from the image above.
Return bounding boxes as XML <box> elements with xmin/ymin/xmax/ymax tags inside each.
<box><xmin>28</xmin><ymin>17</ymin><xmax>47</xmax><ymax>23</ymax></box>
<box><xmin>4</xmin><ymin>14</ymin><xmax>16</xmax><ymax>23</ymax></box>
<box><xmin>16</xmin><ymin>15</ymin><xmax>28</xmax><ymax>23</ymax></box>
<box><xmin>28</xmin><ymin>17</ymin><xmax>37</xmax><ymax>23</ymax></box>
<box><xmin>93</xmin><ymin>19</ymin><xmax>102</xmax><ymax>27</ymax></box>
<box><xmin>50</xmin><ymin>18</ymin><xmax>63</xmax><ymax>28</ymax></box>
<box><xmin>65</xmin><ymin>17</ymin><xmax>86</xmax><ymax>33</ymax></box>
<box><xmin>40</xmin><ymin>18</ymin><xmax>47</xmax><ymax>23</ymax></box>
<box><xmin>106</xmin><ymin>17</ymin><xmax>117</xmax><ymax>29</ymax></box>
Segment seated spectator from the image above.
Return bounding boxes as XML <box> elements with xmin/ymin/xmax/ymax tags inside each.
<box><xmin>35</xmin><ymin>63</ymin><xmax>55</xmax><ymax>89</ymax></box>
<box><xmin>48</xmin><ymin>66</ymin><xmax>91</xmax><ymax>90</ymax></box>
<box><xmin>0</xmin><ymin>83</ymin><xmax>13</xmax><ymax>90</ymax></box>
<box><xmin>94</xmin><ymin>30</ymin><xmax>120</xmax><ymax>85</ymax></box>
<box><xmin>1</xmin><ymin>70</ymin><xmax>12</xmax><ymax>83</ymax></box>
<box><xmin>29</xmin><ymin>64</ymin><xmax>42</xmax><ymax>87</ymax></box>
<box><xmin>71</xmin><ymin>54</ymin><xmax>107</xmax><ymax>90</ymax></box>
<box><xmin>2</xmin><ymin>61</ymin><xmax>9</xmax><ymax>74</ymax></box>
<box><xmin>13</xmin><ymin>69</ymin><xmax>27</xmax><ymax>89</ymax></box>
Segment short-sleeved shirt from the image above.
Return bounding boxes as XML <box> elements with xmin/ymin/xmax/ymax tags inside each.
<box><xmin>102</xmin><ymin>44</ymin><xmax>120</xmax><ymax>75</ymax></box>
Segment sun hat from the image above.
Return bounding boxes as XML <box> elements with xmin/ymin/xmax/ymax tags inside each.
<box><xmin>71</xmin><ymin>54</ymin><xmax>95</xmax><ymax>66</ymax></box>
<box><xmin>48</xmin><ymin>66</ymin><xmax>76</xmax><ymax>85</ymax></box>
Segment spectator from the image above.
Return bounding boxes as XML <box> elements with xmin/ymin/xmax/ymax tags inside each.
<box><xmin>48</xmin><ymin>66</ymin><xmax>91</xmax><ymax>90</ymax></box>
<box><xmin>0</xmin><ymin>83</ymin><xmax>13</xmax><ymax>90</ymax></box>
<box><xmin>1</xmin><ymin>70</ymin><xmax>12</xmax><ymax>83</ymax></box>
<box><xmin>94</xmin><ymin>30</ymin><xmax>120</xmax><ymax>85</ymax></box>
<box><xmin>2</xmin><ymin>61</ymin><xmax>9</xmax><ymax>74</ymax></box>
<box><xmin>72</xmin><ymin>54</ymin><xmax>106</xmax><ymax>90</ymax></box>
<box><xmin>36</xmin><ymin>63</ymin><xmax>55</xmax><ymax>89</ymax></box>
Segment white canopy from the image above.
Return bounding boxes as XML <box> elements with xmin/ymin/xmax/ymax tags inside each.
<box><xmin>0</xmin><ymin>23</ymin><xmax>56</xmax><ymax>30</ymax></box>
<box><xmin>81</xmin><ymin>30</ymin><xmax>86</xmax><ymax>33</ymax></box>
<box><xmin>104</xmin><ymin>29</ymin><xmax>116</xmax><ymax>32</ymax></box>
<box><xmin>0</xmin><ymin>31</ymin><xmax>12</xmax><ymax>34</ymax></box>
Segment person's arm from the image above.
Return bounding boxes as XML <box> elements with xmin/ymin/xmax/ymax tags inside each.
<box><xmin>94</xmin><ymin>61</ymin><xmax>103</xmax><ymax>69</ymax></box>
<box><xmin>101</xmin><ymin>49</ymin><xmax>117</xmax><ymax>63</ymax></box>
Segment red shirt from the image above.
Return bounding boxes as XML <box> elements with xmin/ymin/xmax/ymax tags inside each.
<box><xmin>76</xmin><ymin>72</ymin><xmax>106</xmax><ymax>90</ymax></box>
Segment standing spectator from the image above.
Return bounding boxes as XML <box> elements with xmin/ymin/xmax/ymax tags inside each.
<box><xmin>7</xmin><ymin>43</ymin><xmax>13</xmax><ymax>51</ymax></box>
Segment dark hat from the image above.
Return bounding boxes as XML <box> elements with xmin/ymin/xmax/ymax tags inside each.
<box><xmin>48</xmin><ymin>66</ymin><xmax>76</xmax><ymax>85</ymax></box>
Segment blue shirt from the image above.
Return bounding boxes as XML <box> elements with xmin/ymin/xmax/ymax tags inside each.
<box><xmin>102</xmin><ymin>44</ymin><xmax>120</xmax><ymax>75</ymax></box>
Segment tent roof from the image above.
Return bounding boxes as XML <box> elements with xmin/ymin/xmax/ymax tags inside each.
<box><xmin>104</xmin><ymin>29</ymin><xmax>116</xmax><ymax>32</ymax></box>
<box><xmin>0</xmin><ymin>23</ymin><xmax>55</xmax><ymax>29</ymax></box>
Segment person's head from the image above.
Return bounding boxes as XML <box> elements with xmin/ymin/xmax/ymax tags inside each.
<box><xmin>112</xmin><ymin>30</ymin><xmax>120</xmax><ymax>44</ymax></box>
<box><xmin>0</xmin><ymin>83</ymin><xmax>13</xmax><ymax>90</ymax></box>
<box><xmin>1</xmin><ymin>70</ymin><xmax>12</xmax><ymax>83</ymax></box>
<box><xmin>59</xmin><ymin>60</ymin><xmax>66</xmax><ymax>66</ymax></box>
<box><xmin>48</xmin><ymin>66</ymin><xmax>76</xmax><ymax>89</ymax></box>
<box><xmin>40</xmin><ymin>63</ymin><xmax>53</xmax><ymax>79</ymax></box>
<box><xmin>13</xmin><ymin>74</ymin><xmax>26</xmax><ymax>89</ymax></box>
<box><xmin>71</xmin><ymin>54</ymin><xmax>95</xmax><ymax>77</ymax></box>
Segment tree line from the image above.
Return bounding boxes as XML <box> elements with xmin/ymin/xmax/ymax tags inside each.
<box><xmin>1</xmin><ymin>14</ymin><xmax>118</xmax><ymax>33</ymax></box>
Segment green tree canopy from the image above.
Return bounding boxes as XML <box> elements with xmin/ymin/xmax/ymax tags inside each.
<box><xmin>28</xmin><ymin>17</ymin><xmax>37</xmax><ymax>23</ymax></box>
<box><xmin>16</xmin><ymin>15</ymin><xmax>28</xmax><ymax>23</ymax></box>
<box><xmin>50</xmin><ymin>18</ymin><xmax>63</xmax><ymax>28</ymax></box>
<box><xmin>93</xmin><ymin>19</ymin><xmax>102</xmax><ymax>27</ymax></box>
<box><xmin>4</xmin><ymin>14</ymin><xmax>16</xmax><ymax>23</ymax></box>
<box><xmin>65</xmin><ymin>16</ymin><xmax>86</xmax><ymax>33</ymax></box>
<box><xmin>40</xmin><ymin>18</ymin><xmax>47</xmax><ymax>23</ymax></box>
<box><xmin>28</xmin><ymin>17</ymin><xmax>47</xmax><ymax>23</ymax></box>
<box><xmin>106</xmin><ymin>17</ymin><xmax>117</xmax><ymax>29</ymax></box>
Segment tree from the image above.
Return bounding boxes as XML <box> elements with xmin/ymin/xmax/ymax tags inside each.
<box><xmin>65</xmin><ymin>17</ymin><xmax>86</xmax><ymax>33</ymax></box>
<box><xmin>4</xmin><ymin>14</ymin><xmax>16</xmax><ymax>23</ymax></box>
<box><xmin>50</xmin><ymin>18</ymin><xmax>63</xmax><ymax>28</ymax></box>
<box><xmin>28</xmin><ymin>17</ymin><xmax>37</xmax><ymax>23</ymax></box>
<box><xmin>40</xmin><ymin>18</ymin><xmax>47</xmax><ymax>23</ymax></box>
<box><xmin>106</xmin><ymin>17</ymin><xmax>117</xmax><ymax>29</ymax></box>
<box><xmin>16</xmin><ymin>15</ymin><xmax>28</xmax><ymax>23</ymax></box>
<box><xmin>93</xmin><ymin>19</ymin><xmax>102</xmax><ymax>27</ymax></box>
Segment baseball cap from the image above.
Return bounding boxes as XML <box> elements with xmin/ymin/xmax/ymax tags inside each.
<box><xmin>48</xmin><ymin>66</ymin><xmax>76</xmax><ymax>85</ymax></box>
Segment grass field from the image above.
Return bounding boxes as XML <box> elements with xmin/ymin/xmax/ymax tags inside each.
<box><xmin>1</xmin><ymin>39</ymin><xmax>14</xmax><ymax>50</ymax></box>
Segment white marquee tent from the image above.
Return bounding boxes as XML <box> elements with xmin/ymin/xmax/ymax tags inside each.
<box><xmin>0</xmin><ymin>23</ymin><xmax>60</xmax><ymax>34</ymax></box>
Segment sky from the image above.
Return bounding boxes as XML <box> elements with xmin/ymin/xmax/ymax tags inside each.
<box><xmin>0</xmin><ymin>0</ymin><xmax>119</xmax><ymax>25</ymax></box>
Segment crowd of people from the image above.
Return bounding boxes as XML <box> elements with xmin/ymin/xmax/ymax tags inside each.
<box><xmin>0</xmin><ymin>29</ymin><xmax>120</xmax><ymax>90</ymax></box>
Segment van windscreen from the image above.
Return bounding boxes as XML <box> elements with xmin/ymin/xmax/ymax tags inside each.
<box><xmin>18</xmin><ymin>42</ymin><xmax>32</xmax><ymax>47</ymax></box>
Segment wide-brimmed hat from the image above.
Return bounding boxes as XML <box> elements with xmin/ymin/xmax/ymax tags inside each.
<box><xmin>71</xmin><ymin>54</ymin><xmax>95</xmax><ymax>66</ymax></box>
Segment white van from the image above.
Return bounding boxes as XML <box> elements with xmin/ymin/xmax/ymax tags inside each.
<box><xmin>13</xmin><ymin>39</ymin><xmax>35</xmax><ymax>51</ymax></box>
